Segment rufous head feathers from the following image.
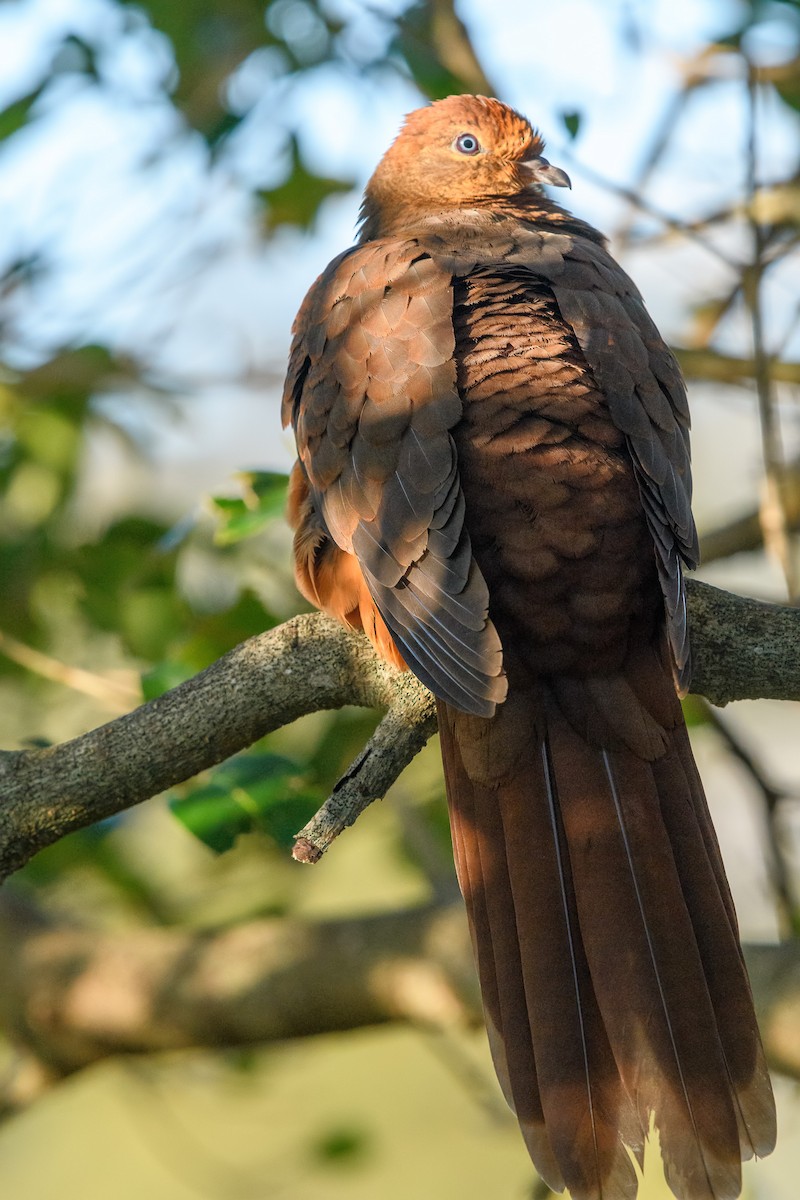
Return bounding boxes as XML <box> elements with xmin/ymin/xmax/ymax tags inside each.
<box><xmin>360</xmin><ymin>95</ymin><xmax>570</xmax><ymax>240</ymax></box>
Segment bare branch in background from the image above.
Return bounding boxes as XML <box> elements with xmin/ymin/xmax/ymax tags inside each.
<box><xmin>0</xmin><ymin>892</ymin><xmax>477</xmax><ymax>1086</ymax></box>
<box><xmin>612</xmin><ymin>52</ymin><xmax>712</xmax><ymax>249</ymax></box>
<box><xmin>0</xmin><ymin>890</ymin><xmax>797</xmax><ymax>1105</ymax></box>
<box><xmin>675</xmin><ymin>349</ymin><xmax>800</xmax><ymax>387</ymax></box>
<box><xmin>0</xmin><ymin>630</ymin><xmax>140</xmax><ymax>714</ymax></box>
<box><xmin>700</xmin><ymin>458</ymin><xmax>800</xmax><ymax>564</ymax></box>
<box><xmin>556</xmin><ymin>147</ymin><xmax>743</xmax><ymax>270</ymax></box>
<box><xmin>746</xmin><ymin>61</ymin><xmax>798</xmax><ymax>600</ymax></box>
<box><xmin>699</xmin><ymin>700</ymin><xmax>798</xmax><ymax>931</ymax></box>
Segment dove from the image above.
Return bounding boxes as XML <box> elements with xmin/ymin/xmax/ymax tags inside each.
<box><xmin>282</xmin><ymin>95</ymin><xmax>776</xmax><ymax>1200</ymax></box>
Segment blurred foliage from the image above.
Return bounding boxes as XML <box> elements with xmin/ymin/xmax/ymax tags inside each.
<box><xmin>0</xmin><ymin>0</ymin><xmax>798</xmax><ymax>923</ymax></box>
<box><xmin>0</xmin><ymin>1</ymin><xmax>799</xmax><ymax>1191</ymax></box>
<box><xmin>1</xmin><ymin>347</ymin><xmax>137</xmax><ymax>644</ymax></box>
<box><xmin>121</xmin><ymin>0</ymin><xmax>342</xmax><ymax>139</ymax></box>
<box><xmin>0</xmin><ymin>0</ymin><xmax>797</xmax><ymax>891</ymax></box>
<box><xmin>0</xmin><ymin>0</ymin><xmax>506</xmax><ymax>877</ymax></box>
<box><xmin>393</xmin><ymin>0</ymin><xmax>493</xmax><ymax>98</ymax></box>
<box><xmin>210</xmin><ymin>469</ymin><xmax>288</xmax><ymax>544</ymax></box>
<box><xmin>258</xmin><ymin>134</ymin><xmax>355</xmax><ymax>229</ymax></box>
<box><xmin>169</xmin><ymin>750</ymin><xmax>319</xmax><ymax>853</ymax></box>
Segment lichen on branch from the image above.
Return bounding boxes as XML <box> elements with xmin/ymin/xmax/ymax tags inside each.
<box><xmin>0</xmin><ymin>580</ymin><xmax>798</xmax><ymax>882</ymax></box>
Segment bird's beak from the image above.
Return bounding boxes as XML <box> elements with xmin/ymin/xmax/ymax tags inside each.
<box><xmin>522</xmin><ymin>156</ymin><xmax>572</xmax><ymax>190</ymax></box>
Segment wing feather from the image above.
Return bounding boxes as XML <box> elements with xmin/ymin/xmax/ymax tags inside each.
<box><xmin>423</xmin><ymin>216</ymin><xmax>699</xmax><ymax>686</ymax></box>
<box><xmin>283</xmin><ymin>238</ymin><xmax>507</xmax><ymax>715</ymax></box>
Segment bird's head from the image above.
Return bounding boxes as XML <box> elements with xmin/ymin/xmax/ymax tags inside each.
<box><xmin>359</xmin><ymin>95</ymin><xmax>570</xmax><ymax>239</ymax></box>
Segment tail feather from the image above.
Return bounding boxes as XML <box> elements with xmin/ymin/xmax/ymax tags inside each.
<box><xmin>595</xmin><ymin>743</ymin><xmax>741</xmax><ymax>1200</ymax></box>
<box><xmin>549</xmin><ymin>710</ymin><xmax>742</xmax><ymax>1200</ymax></box>
<box><xmin>669</xmin><ymin>724</ymin><xmax>743</xmax><ymax>949</ymax></box>
<box><xmin>533</xmin><ymin>734</ymin><xmax>644</xmax><ymax>1196</ymax></box>
<box><xmin>652</xmin><ymin>732</ymin><xmax>776</xmax><ymax>1160</ymax></box>
<box><xmin>442</xmin><ymin>695</ymin><xmax>643</xmax><ymax>1200</ymax></box>
<box><xmin>439</xmin><ymin>664</ymin><xmax>775</xmax><ymax>1200</ymax></box>
<box><xmin>442</xmin><ymin>707</ymin><xmax>564</xmax><ymax>1188</ymax></box>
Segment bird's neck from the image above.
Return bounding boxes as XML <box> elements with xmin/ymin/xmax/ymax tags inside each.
<box><xmin>357</xmin><ymin>189</ymin><xmax>605</xmax><ymax>246</ymax></box>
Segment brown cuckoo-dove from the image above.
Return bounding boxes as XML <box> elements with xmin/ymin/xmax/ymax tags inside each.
<box><xmin>282</xmin><ymin>94</ymin><xmax>776</xmax><ymax>1200</ymax></box>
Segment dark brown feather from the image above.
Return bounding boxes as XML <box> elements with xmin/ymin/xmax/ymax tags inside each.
<box><xmin>284</xmin><ymin>94</ymin><xmax>776</xmax><ymax>1200</ymax></box>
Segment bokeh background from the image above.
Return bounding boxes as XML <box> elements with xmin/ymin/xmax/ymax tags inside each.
<box><xmin>1</xmin><ymin>0</ymin><xmax>800</xmax><ymax>1197</ymax></box>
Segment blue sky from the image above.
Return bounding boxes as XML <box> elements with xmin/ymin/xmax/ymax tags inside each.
<box><xmin>0</xmin><ymin>0</ymin><xmax>799</xmax><ymax>553</ymax></box>
<box><xmin>1</xmin><ymin>0</ymin><xmax>797</xmax><ymax>367</ymax></box>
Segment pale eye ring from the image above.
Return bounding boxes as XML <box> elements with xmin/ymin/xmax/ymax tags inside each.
<box><xmin>454</xmin><ymin>132</ymin><xmax>481</xmax><ymax>156</ymax></box>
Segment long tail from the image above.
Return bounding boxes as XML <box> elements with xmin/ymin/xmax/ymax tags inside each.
<box><xmin>438</xmin><ymin>653</ymin><xmax>776</xmax><ymax>1200</ymax></box>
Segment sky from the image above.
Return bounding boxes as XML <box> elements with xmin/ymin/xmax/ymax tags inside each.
<box><xmin>1</xmin><ymin>0</ymin><xmax>797</xmax><ymax>362</ymax></box>
<box><xmin>0</xmin><ymin>0</ymin><xmax>799</xmax><ymax>538</ymax></box>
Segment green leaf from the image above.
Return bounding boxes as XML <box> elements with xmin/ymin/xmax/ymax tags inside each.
<box><xmin>257</xmin><ymin>137</ymin><xmax>354</xmax><ymax>231</ymax></box>
<box><xmin>170</xmin><ymin>752</ymin><xmax>319</xmax><ymax>853</ymax></box>
<box><xmin>211</xmin><ymin>470</ymin><xmax>288</xmax><ymax>544</ymax></box>
<box><xmin>681</xmin><ymin>694</ymin><xmax>712</xmax><ymax>728</ymax></box>
<box><xmin>310</xmin><ymin>1124</ymin><xmax>372</xmax><ymax>1167</ymax></box>
<box><xmin>560</xmin><ymin>110</ymin><xmax>582</xmax><ymax>141</ymax></box>
<box><xmin>0</xmin><ymin>87</ymin><xmax>44</xmax><ymax>143</ymax></box>
<box><xmin>141</xmin><ymin>660</ymin><xmax>195</xmax><ymax>701</ymax></box>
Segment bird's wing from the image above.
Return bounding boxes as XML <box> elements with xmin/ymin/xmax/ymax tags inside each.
<box><xmin>282</xmin><ymin>238</ymin><xmax>506</xmax><ymax>715</ymax></box>
<box><xmin>423</xmin><ymin>216</ymin><xmax>698</xmax><ymax>689</ymax></box>
<box><xmin>550</xmin><ymin>236</ymin><xmax>697</xmax><ymax>689</ymax></box>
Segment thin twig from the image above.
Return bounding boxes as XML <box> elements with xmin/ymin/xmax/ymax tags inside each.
<box><xmin>555</xmin><ymin>147</ymin><xmax>743</xmax><ymax>270</ymax></box>
<box><xmin>293</xmin><ymin>694</ymin><xmax>437</xmax><ymax>863</ymax></box>
<box><xmin>1</xmin><ymin>585</ymin><xmax>799</xmax><ymax>880</ymax></box>
<box><xmin>698</xmin><ymin>699</ymin><xmax>797</xmax><ymax>931</ymax></box>
<box><xmin>614</xmin><ymin>84</ymin><xmax>697</xmax><ymax>250</ymax></box>
<box><xmin>0</xmin><ymin>629</ymin><xmax>140</xmax><ymax>713</ymax></box>
<box><xmin>745</xmin><ymin>60</ymin><xmax>798</xmax><ymax>600</ymax></box>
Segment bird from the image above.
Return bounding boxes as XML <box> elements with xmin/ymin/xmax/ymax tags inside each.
<box><xmin>281</xmin><ymin>94</ymin><xmax>776</xmax><ymax>1200</ymax></box>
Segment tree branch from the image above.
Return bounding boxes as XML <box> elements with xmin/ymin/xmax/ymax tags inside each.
<box><xmin>674</xmin><ymin>347</ymin><xmax>800</xmax><ymax>386</ymax></box>
<box><xmin>1</xmin><ymin>583</ymin><xmax>799</xmax><ymax>881</ymax></box>
<box><xmin>700</xmin><ymin>459</ymin><xmax>800</xmax><ymax>563</ymax></box>
<box><xmin>0</xmin><ymin>891</ymin><xmax>797</xmax><ymax>1099</ymax></box>
<box><xmin>0</xmin><ymin>891</ymin><xmax>477</xmax><ymax>1080</ymax></box>
<box><xmin>686</xmin><ymin>581</ymin><xmax>800</xmax><ymax>705</ymax></box>
<box><xmin>0</xmin><ymin>612</ymin><xmax>436</xmax><ymax>881</ymax></box>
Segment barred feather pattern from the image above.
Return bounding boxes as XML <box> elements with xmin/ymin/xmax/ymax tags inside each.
<box><xmin>438</xmin><ymin>268</ymin><xmax>775</xmax><ymax>1199</ymax></box>
<box><xmin>283</xmin><ymin>95</ymin><xmax>776</xmax><ymax>1200</ymax></box>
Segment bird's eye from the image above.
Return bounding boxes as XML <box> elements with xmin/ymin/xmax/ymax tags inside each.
<box><xmin>454</xmin><ymin>132</ymin><xmax>481</xmax><ymax>156</ymax></box>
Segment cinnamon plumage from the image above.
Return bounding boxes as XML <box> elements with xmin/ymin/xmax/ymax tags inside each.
<box><xmin>282</xmin><ymin>94</ymin><xmax>776</xmax><ymax>1200</ymax></box>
